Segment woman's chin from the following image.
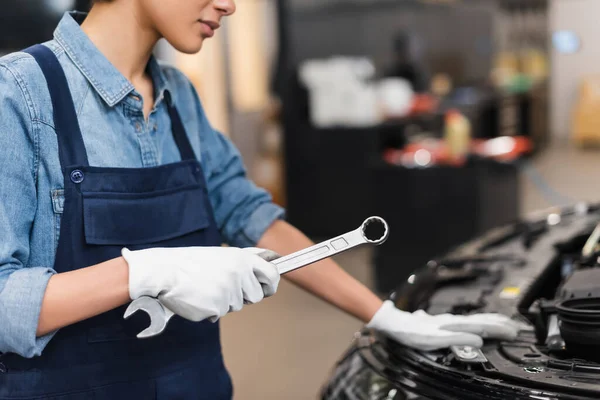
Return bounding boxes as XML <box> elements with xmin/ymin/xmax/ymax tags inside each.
<box><xmin>168</xmin><ymin>37</ymin><xmax>205</xmax><ymax>55</ymax></box>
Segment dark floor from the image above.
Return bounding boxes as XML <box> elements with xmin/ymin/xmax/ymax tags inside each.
<box><xmin>220</xmin><ymin>142</ymin><xmax>600</xmax><ymax>399</ymax></box>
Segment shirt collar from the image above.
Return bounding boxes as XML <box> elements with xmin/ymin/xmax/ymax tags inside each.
<box><xmin>54</xmin><ymin>11</ymin><xmax>172</xmax><ymax>107</ymax></box>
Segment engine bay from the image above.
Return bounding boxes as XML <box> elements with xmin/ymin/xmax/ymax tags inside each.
<box><xmin>322</xmin><ymin>203</ymin><xmax>600</xmax><ymax>399</ymax></box>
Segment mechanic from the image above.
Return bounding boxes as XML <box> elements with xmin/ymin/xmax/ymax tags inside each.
<box><xmin>0</xmin><ymin>1</ymin><xmax>524</xmax><ymax>398</ymax></box>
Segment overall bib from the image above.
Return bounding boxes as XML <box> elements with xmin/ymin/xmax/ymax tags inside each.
<box><xmin>0</xmin><ymin>45</ymin><xmax>233</xmax><ymax>399</ymax></box>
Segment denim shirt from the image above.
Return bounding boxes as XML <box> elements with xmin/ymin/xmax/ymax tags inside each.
<box><xmin>0</xmin><ymin>12</ymin><xmax>285</xmax><ymax>358</ymax></box>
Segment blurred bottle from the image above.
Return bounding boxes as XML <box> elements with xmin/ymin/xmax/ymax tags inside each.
<box><xmin>431</xmin><ymin>73</ymin><xmax>453</xmax><ymax>98</ymax></box>
<box><xmin>521</xmin><ymin>49</ymin><xmax>548</xmax><ymax>82</ymax></box>
<box><xmin>444</xmin><ymin>110</ymin><xmax>471</xmax><ymax>164</ymax></box>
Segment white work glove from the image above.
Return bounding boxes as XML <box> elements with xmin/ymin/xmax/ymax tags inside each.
<box><xmin>367</xmin><ymin>300</ymin><xmax>526</xmax><ymax>351</ymax></box>
<box><xmin>122</xmin><ymin>246</ymin><xmax>280</xmax><ymax>323</ymax></box>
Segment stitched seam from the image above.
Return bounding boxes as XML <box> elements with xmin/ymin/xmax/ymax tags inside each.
<box><xmin>77</xmin><ymin>85</ymin><xmax>92</xmax><ymax>116</ymax></box>
<box><xmin>55</xmin><ymin>31</ymin><xmax>107</xmax><ymax>99</ymax></box>
<box><xmin>55</xmin><ymin>31</ymin><xmax>132</xmax><ymax>105</ymax></box>
<box><xmin>0</xmin><ymin>63</ymin><xmax>37</xmax><ymax>121</ymax></box>
<box><xmin>32</xmin><ymin>118</ymin><xmax>55</xmax><ymax>130</ymax></box>
<box><xmin>1</xmin><ymin>63</ymin><xmax>40</xmax><ymax>183</ymax></box>
<box><xmin>51</xmin><ymin>46</ymin><xmax>91</xmax><ymax>118</ymax></box>
<box><xmin>32</xmin><ymin>120</ymin><xmax>40</xmax><ymax>185</ymax></box>
<box><xmin>47</xmin><ymin>42</ymin><xmax>66</xmax><ymax>58</ymax></box>
<box><xmin>49</xmin><ymin>42</ymin><xmax>91</xmax><ymax>119</ymax></box>
<box><xmin>51</xmin><ymin>189</ymin><xmax>64</xmax><ymax>251</ymax></box>
<box><xmin>0</xmin><ymin>53</ymin><xmax>30</xmax><ymax>64</ymax></box>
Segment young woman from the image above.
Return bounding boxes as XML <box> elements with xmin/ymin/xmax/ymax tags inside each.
<box><xmin>0</xmin><ymin>1</ymin><xmax>524</xmax><ymax>398</ymax></box>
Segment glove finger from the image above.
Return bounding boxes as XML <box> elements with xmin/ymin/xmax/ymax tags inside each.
<box><xmin>482</xmin><ymin>315</ymin><xmax>531</xmax><ymax>331</ymax></box>
<box><xmin>251</xmin><ymin>257</ymin><xmax>280</xmax><ymax>298</ymax></box>
<box><xmin>429</xmin><ymin>331</ymin><xmax>484</xmax><ymax>350</ymax></box>
<box><xmin>228</xmin><ymin>282</ymin><xmax>244</xmax><ymax>313</ymax></box>
<box><xmin>440</xmin><ymin>321</ymin><xmax>518</xmax><ymax>341</ymax></box>
<box><xmin>208</xmin><ymin>284</ymin><xmax>232</xmax><ymax>320</ymax></box>
<box><xmin>412</xmin><ymin>309</ymin><xmax>431</xmax><ymax>318</ymax></box>
<box><xmin>159</xmin><ymin>294</ymin><xmax>212</xmax><ymax>322</ymax></box>
<box><xmin>432</xmin><ymin>313</ymin><xmax>531</xmax><ymax>335</ymax></box>
<box><xmin>514</xmin><ymin>320</ymin><xmax>533</xmax><ymax>331</ymax></box>
<box><xmin>476</xmin><ymin>314</ymin><xmax>531</xmax><ymax>331</ymax></box>
<box><xmin>241</xmin><ymin>269</ymin><xmax>266</xmax><ymax>304</ymax></box>
<box><xmin>405</xmin><ymin>331</ymin><xmax>484</xmax><ymax>351</ymax></box>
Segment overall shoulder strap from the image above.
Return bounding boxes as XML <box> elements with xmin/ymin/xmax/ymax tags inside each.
<box><xmin>164</xmin><ymin>91</ymin><xmax>196</xmax><ymax>161</ymax></box>
<box><xmin>23</xmin><ymin>44</ymin><xmax>89</xmax><ymax>168</ymax></box>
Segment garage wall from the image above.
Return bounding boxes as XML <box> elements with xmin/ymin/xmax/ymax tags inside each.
<box><xmin>550</xmin><ymin>0</ymin><xmax>600</xmax><ymax>140</ymax></box>
<box><xmin>286</xmin><ymin>1</ymin><xmax>496</xmax><ymax>85</ymax></box>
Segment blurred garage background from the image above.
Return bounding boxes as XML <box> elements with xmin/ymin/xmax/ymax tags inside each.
<box><xmin>3</xmin><ymin>0</ymin><xmax>600</xmax><ymax>398</ymax></box>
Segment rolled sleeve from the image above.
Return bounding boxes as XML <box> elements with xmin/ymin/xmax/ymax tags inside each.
<box><xmin>0</xmin><ymin>268</ymin><xmax>57</xmax><ymax>357</ymax></box>
<box><xmin>232</xmin><ymin>202</ymin><xmax>286</xmax><ymax>247</ymax></box>
<box><xmin>0</xmin><ymin>62</ymin><xmax>57</xmax><ymax>357</ymax></box>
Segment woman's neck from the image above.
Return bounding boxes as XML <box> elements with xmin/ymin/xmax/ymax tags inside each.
<box><xmin>81</xmin><ymin>3</ymin><xmax>160</xmax><ymax>83</ymax></box>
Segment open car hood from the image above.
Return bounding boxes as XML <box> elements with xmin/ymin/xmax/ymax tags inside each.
<box><xmin>322</xmin><ymin>203</ymin><xmax>600</xmax><ymax>400</ymax></box>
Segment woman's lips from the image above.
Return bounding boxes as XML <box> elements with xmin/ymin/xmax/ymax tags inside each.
<box><xmin>199</xmin><ymin>20</ymin><xmax>220</xmax><ymax>37</ymax></box>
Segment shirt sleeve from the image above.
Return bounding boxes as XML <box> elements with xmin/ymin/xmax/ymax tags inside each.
<box><xmin>0</xmin><ymin>63</ymin><xmax>57</xmax><ymax>358</ymax></box>
<box><xmin>175</xmin><ymin>76</ymin><xmax>286</xmax><ymax>247</ymax></box>
<box><xmin>199</xmin><ymin>124</ymin><xmax>286</xmax><ymax>247</ymax></box>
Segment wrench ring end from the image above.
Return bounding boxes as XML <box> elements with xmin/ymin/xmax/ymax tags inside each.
<box><xmin>360</xmin><ymin>216</ymin><xmax>389</xmax><ymax>245</ymax></box>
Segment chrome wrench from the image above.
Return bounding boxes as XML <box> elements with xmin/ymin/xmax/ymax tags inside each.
<box><xmin>124</xmin><ymin>216</ymin><xmax>389</xmax><ymax>338</ymax></box>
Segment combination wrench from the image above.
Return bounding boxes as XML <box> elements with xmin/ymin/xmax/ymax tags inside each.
<box><xmin>124</xmin><ymin>216</ymin><xmax>389</xmax><ymax>338</ymax></box>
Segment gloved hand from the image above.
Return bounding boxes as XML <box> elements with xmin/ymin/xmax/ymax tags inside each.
<box><xmin>122</xmin><ymin>246</ymin><xmax>280</xmax><ymax>323</ymax></box>
<box><xmin>366</xmin><ymin>300</ymin><xmax>526</xmax><ymax>351</ymax></box>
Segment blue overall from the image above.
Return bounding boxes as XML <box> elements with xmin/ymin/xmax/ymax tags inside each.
<box><xmin>0</xmin><ymin>44</ymin><xmax>233</xmax><ymax>399</ymax></box>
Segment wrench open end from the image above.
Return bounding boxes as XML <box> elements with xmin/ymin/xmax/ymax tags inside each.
<box><xmin>360</xmin><ymin>216</ymin><xmax>389</xmax><ymax>245</ymax></box>
<box><xmin>124</xmin><ymin>296</ymin><xmax>171</xmax><ymax>339</ymax></box>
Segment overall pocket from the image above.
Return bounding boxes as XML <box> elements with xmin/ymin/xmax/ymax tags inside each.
<box><xmin>82</xmin><ymin>184</ymin><xmax>211</xmax><ymax>343</ymax></box>
<box><xmin>82</xmin><ymin>184</ymin><xmax>210</xmax><ymax>246</ymax></box>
